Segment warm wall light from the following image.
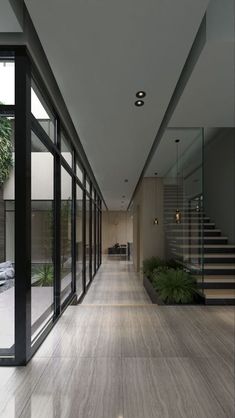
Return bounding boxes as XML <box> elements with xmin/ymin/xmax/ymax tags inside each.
<box><xmin>175</xmin><ymin>209</ymin><xmax>181</xmax><ymax>224</ymax></box>
<box><xmin>153</xmin><ymin>217</ymin><xmax>159</xmax><ymax>225</ymax></box>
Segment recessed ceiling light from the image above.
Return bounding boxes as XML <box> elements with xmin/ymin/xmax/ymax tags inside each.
<box><xmin>135</xmin><ymin>100</ymin><xmax>144</xmax><ymax>107</ymax></box>
<box><xmin>136</xmin><ymin>91</ymin><xmax>146</xmax><ymax>98</ymax></box>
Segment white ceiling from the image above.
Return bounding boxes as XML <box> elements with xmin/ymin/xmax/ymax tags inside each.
<box><xmin>24</xmin><ymin>0</ymin><xmax>210</xmax><ymax>210</ymax></box>
<box><xmin>0</xmin><ymin>0</ymin><xmax>22</xmax><ymax>32</ymax></box>
<box><xmin>169</xmin><ymin>42</ymin><xmax>235</xmax><ymax>127</ymax></box>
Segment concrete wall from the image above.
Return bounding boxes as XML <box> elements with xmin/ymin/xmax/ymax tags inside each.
<box><xmin>132</xmin><ymin>177</ymin><xmax>165</xmax><ymax>272</ymax></box>
<box><xmin>102</xmin><ymin>211</ymin><xmax>133</xmax><ymax>254</ymax></box>
<box><xmin>204</xmin><ymin>129</ymin><xmax>235</xmax><ymax>243</ymax></box>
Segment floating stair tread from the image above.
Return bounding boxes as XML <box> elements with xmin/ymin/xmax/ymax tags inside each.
<box><xmin>190</xmin><ymin>264</ymin><xmax>235</xmax><ymax>269</ymax></box>
<box><xmin>173</xmin><ymin>237</ymin><xmax>227</xmax><ymax>241</ymax></box>
<box><xmin>178</xmin><ymin>244</ymin><xmax>235</xmax><ymax>248</ymax></box>
<box><xmin>198</xmin><ymin>275</ymin><xmax>235</xmax><ymax>283</ymax></box>
<box><xmin>204</xmin><ymin>289</ymin><xmax>235</xmax><ymax>299</ymax></box>
<box><xmin>169</xmin><ymin>229</ymin><xmax>220</xmax><ymax>233</ymax></box>
<box><xmin>167</xmin><ymin>223</ymin><xmax>215</xmax><ymax>226</ymax></box>
<box><xmin>177</xmin><ymin>253</ymin><xmax>235</xmax><ymax>258</ymax></box>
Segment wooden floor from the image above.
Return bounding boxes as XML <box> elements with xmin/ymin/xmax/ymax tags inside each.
<box><xmin>0</xmin><ymin>257</ymin><xmax>234</xmax><ymax>417</ymax></box>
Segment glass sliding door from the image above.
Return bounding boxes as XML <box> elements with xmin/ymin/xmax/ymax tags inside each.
<box><xmin>0</xmin><ymin>47</ymin><xmax>102</xmax><ymax>366</ymax></box>
<box><xmin>92</xmin><ymin>200</ymin><xmax>95</xmax><ymax>277</ymax></box>
<box><xmin>85</xmin><ymin>193</ymin><xmax>91</xmax><ymax>286</ymax></box>
<box><xmin>96</xmin><ymin>206</ymin><xmax>99</xmax><ymax>271</ymax></box>
<box><xmin>31</xmin><ymin>132</ymin><xmax>54</xmax><ymax>343</ymax></box>
<box><xmin>61</xmin><ymin>167</ymin><xmax>73</xmax><ymax>304</ymax></box>
<box><xmin>0</xmin><ymin>113</ymin><xmax>15</xmax><ymax>356</ymax></box>
<box><xmin>76</xmin><ymin>184</ymin><xmax>83</xmax><ymax>298</ymax></box>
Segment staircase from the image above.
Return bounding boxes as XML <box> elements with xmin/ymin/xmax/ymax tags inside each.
<box><xmin>164</xmin><ymin>184</ymin><xmax>235</xmax><ymax>305</ymax></box>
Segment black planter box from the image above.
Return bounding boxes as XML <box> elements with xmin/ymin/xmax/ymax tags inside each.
<box><xmin>143</xmin><ymin>276</ymin><xmax>205</xmax><ymax>305</ymax></box>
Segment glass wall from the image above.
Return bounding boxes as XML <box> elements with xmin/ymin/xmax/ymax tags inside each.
<box><xmin>0</xmin><ymin>59</ymin><xmax>15</xmax><ymax>104</ymax></box>
<box><xmin>92</xmin><ymin>200</ymin><xmax>95</xmax><ymax>277</ymax></box>
<box><xmin>61</xmin><ymin>167</ymin><xmax>73</xmax><ymax>304</ymax></box>
<box><xmin>31</xmin><ymin>132</ymin><xmax>54</xmax><ymax>343</ymax></box>
<box><xmin>31</xmin><ymin>81</ymin><xmax>55</xmax><ymax>142</ymax></box>
<box><xmin>0</xmin><ymin>113</ymin><xmax>15</xmax><ymax>356</ymax></box>
<box><xmin>96</xmin><ymin>204</ymin><xmax>99</xmax><ymax>271</ymax></box>
<box><xmin>85</xmin><ymin>192</ymin><xmax>91</xmax><ymax>286</ymax></box>
<box><xmin>0</xmin><ymin>47</ymin><xmax>102</xmax><ymax>365</ymax></box>
<box><xmin>163</xmin><ymin>128</ymin><xmax>204</xmax><ymax>287</ymax></box>
<box><xmin>76</xmin><ymin>184</ymin><xmax>83</xmax><ymax>297</ymax></box>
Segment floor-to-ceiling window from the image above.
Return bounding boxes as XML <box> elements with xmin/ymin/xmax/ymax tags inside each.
<box><xmin>91</xmin><ymin>187</ymin><xmax>95</xmax><ymax>277</ymax></box>
<box><xmin>85</xmin><ymin>180</ymin><xmax>91</xmax><ymax>286</ymax></box>
<box><xmin>76</xmin><ymin>183</ymin><xmax>83</xmax><ymax>298</ymax></box>
<box><xmin>61</xmin><ymin>166</ymin><xmax>73</xmax><ymax>305</ymax></box>
<box><xmin>0</xmin><ymin>113</ymin><xmax>15</xmax><ymax>356</ymax></box>
<box><xmin>31</xmin><ymin>131</ymin><xmax>54</xmax><ymax>343</ymax></box>
<box><xmin>0</xmin><ymin>47</ymin><xmax>102</xmax><ymax>366</ymax></box>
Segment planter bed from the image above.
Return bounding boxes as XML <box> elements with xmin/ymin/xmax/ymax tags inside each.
<box><xmin>143</xmin><ymin>276</ymin><xmax>205</xmax><ymax>305</ymax></box>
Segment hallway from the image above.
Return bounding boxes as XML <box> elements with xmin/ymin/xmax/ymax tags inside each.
<box><xmin>0</xmin><ymin>257</ymin><xmax>234</xmax><ymax>417</ymax></box>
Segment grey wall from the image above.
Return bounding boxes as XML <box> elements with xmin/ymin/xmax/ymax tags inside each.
<box><xmin>204</xmin><ymin>129</ymin><xmax>235</xmax><ymax>243</ymax></box>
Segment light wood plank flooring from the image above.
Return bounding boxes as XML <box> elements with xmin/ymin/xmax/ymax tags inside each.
<box><xmin>0</xmin><ymin>257</ymin><xmax>234</xmax><ymax>418</ymax></box>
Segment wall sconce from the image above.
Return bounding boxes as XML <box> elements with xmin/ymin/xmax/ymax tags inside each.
<box><xmin>175</xmin><ymin>209</ymin><xmax>181</xmax><ymax>224</ymax></box>
<box><xmin>153</xmin><ymin>217</ymin><xmax>159</xmax><ymax>225</ymax></box>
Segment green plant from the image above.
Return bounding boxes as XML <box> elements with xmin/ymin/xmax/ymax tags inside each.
<box><xmin>34</xmin><ymin>264</ymin><xmax>53</xmax><ymax>286</ymax></box>
<box><xmin>142</xmin><ymin>257</ymin><xmax>165</xmax><ymax>281</ymax></box>
<box><xmin>165</xmin><ymin>258</ymin><xmax>182</xmax><ymax>269</ymax></box>
<box><xmin>0</xmin><ymin>116</ymin><xmax>13</xmax><ymax>184</ymax></box>
<box><xmin>153</xmin><ymin>268</ymin><xmax>198</xmax><ymax>304</ymax></box>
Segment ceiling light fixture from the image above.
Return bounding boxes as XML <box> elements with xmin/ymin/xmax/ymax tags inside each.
<box><xmin>135</xmin><ymin>100</ymin><xmax>144</xmax><ymax>107</ymax></box>
<box><xmin>136</xmin><ymin>91</ymin><xmax>146</xmax><ymax>98</ymax></box>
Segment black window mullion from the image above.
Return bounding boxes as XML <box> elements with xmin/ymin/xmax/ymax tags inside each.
<box><xmin>15</xmin><ymin>48</ymin><xmax>31</xmax><ymax>365</ymax></box>
<box><xmin>54</xmin><ymin>120</ymin><xmax>61</xmax><ymax>317</ymax></box>
<box><xmin>72</xmin><ymin>150</ymin><xmax>76</xmax><ymax>295</ymax></box>
<box><xmin>82</xmin><ymin>181</ymin><xmax>86</xmax><ymax>291</ymax></box>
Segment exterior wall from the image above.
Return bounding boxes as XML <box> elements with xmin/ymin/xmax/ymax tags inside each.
<box><xmin>204</xmin><ymin>128</ymin><xmax>235</xmax><ymax>243</ymax></box>
<box><xmin>133</xmin><ymin>177</ymin><xmax>165</xmax><ymax>272</ymax></box>
<box><xmin>102</xmin><ymin>211</ymin><xmax>133</xmax><ymax>254</ymax></box>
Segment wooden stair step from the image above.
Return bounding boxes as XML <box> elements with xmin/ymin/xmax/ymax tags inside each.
<box><xmin>198</xmin><ymin>275</ymin><xmax>235</xmax><ymax>283</ymax></box>
<box><xmin>203</xmin><ymin>289</ymin><xmax>235</xmax><ymax>304</ymax></box>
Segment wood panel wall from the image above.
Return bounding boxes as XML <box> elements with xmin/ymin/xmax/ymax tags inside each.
<box><xmin>102</xmin><ymin>211</ymin><xmax>133</xmax><ymax>254</ymax></box>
